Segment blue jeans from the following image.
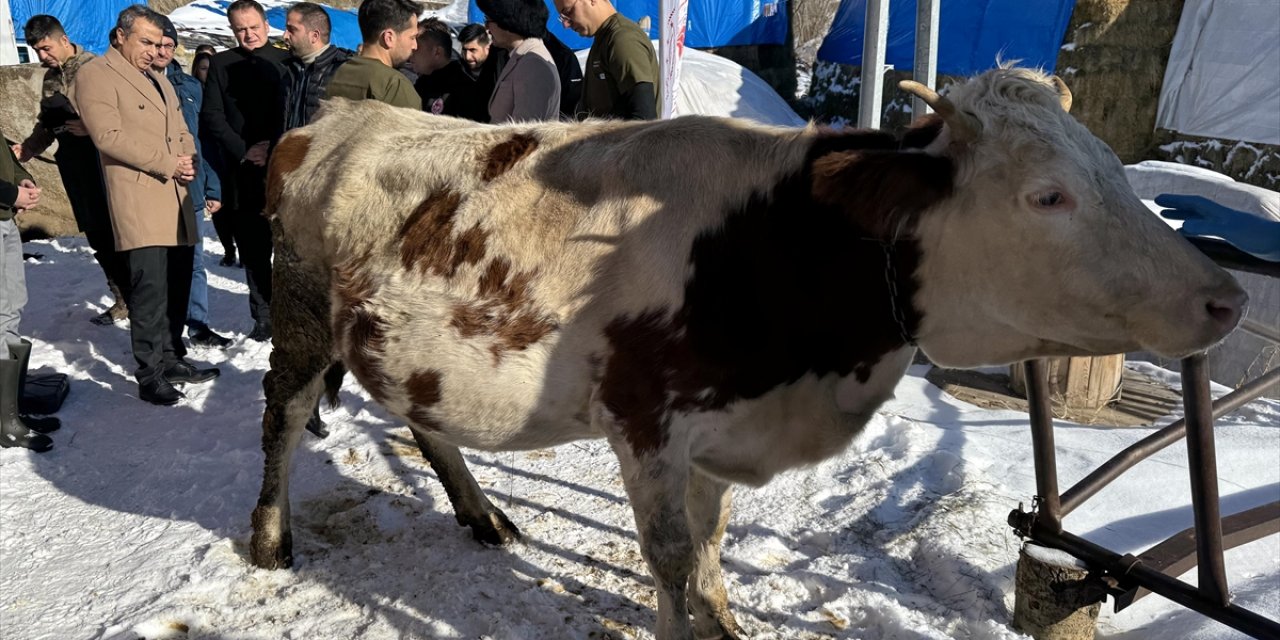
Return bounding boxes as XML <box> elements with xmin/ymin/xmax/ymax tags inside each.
<box><xmin>186</xmin><ymin>211</ymin><xmax>209</xmax><ymax>330</ymax></box>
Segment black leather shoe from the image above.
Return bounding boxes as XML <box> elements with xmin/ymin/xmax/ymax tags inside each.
<box><xmin>306</xmin><ymin>409</ymin><xmax>329</xmax><ymax>439</ymax></box>
<box><xmin>140</xmin><ymin>379</ymin><xmax>184</xmax><ymax>405</ymax></box>
<box><xmin>189</xmin><ymin>325</ymin><xmax>233</xmax><ymax>349</ymax></box>
<box><xmin>247</xmin><ymin>320</ymin><xmax>272</xmax><ymax>342</ymax></box>
<box><xmin>165</xmin><ymin>361</ymin><xmax>220</xmax><ymax>385</ymax></box>
<box><xmin>19</xmin><ymin>414</ymin><xmax>60</xmax><ymax>434</ymax></box>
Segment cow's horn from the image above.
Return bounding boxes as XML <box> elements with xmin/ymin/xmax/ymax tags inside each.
<box><xmin>898</xmin><ymin>80</ymin><xmax>982</xmax><ymax>142</ymax></box>
<box><xmin>1050</xmin><ymin>75</ymin><xmax>1073</xmax><ymax>112</ymax></box>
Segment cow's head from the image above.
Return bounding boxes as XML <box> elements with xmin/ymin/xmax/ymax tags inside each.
<box><xmin>902</xmin><ymin>67</ymin><xmax>1246</xmax><ymax>367</ymax></box>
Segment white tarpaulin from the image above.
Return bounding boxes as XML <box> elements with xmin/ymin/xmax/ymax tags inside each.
<box><xmin>1156</xmin><ymin>0</ymin><xmax>1280</xmax><ymax>145</ymax></box>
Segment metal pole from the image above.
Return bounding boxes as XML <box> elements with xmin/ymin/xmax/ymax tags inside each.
<box><xmin>858</xmin><ymin>0</ymin><xmax>890</xmax><ymax>129</ymax></box>
<box><xmin>1024</xmin><ymin>360</ymin><xmax>1063</xmax><ymax>531</ymax></box>
<box><xmin>911</xmin><ymin>0</ymin><xmax>939</xmax><ymax>117</ymax></box>
<box><xmin>1181</xmin><ymin>353</ymin><xmax>1231</xmax><ymax>606</ymax></box>
<box><xmin>1060</xmin><ymin>366</ymin><xmax>1280</xmax><ymax>516</ymax></box>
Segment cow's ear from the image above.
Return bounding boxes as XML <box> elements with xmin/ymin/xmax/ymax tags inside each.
<box><xmin>811</xmin><ymin>150</ymin><xmax>954</xmax><ymax>238</ymax></box>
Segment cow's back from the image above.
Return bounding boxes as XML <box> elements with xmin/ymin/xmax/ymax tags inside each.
<box><xmin>268</xmin><ymin>99</ymin><xmax>817</xmax><ymax>450</ymax></box>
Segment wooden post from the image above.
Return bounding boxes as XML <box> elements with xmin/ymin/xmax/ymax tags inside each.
<box><xmin>1013</xmin><ymin>543</ymin><xmax>1104</xmax><ymax>640</ymax></box>
<box><xmin>1011</xmin><ymin>355</ymin><xmax>1125</xmax><ymax>412</ymax></box>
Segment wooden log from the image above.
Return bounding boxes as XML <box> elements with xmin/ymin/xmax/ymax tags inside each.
<box><xmin>1011</xmin><ymin>355</ymin><xmax>1125</xmax><ymax>412</ymax></box>
<box><xmin>1013</xmin><ymin>543</ymin><xmax>1104</xmax><ymax>640</ymax></box>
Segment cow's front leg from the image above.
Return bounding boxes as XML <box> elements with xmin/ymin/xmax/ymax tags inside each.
<box><xmin>408</xmin><ymin>427</ymin><xmax>521</xmax><ymax>545</ymax></box>
<box><xmin>686</xmin><ymin>470</ymin><xmax>745</xmax><ymax>639</ymax></box>
<box><xmin>597</xmin><ymin>406</ymin><xmax>697</xmax><ymax>640</ymax></box>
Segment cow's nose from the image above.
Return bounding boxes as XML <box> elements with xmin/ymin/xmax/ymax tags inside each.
<box><xmin>1204</xmin><ymin>288</ymin><xmax>1247</xmax><ymax>334</ymax></box>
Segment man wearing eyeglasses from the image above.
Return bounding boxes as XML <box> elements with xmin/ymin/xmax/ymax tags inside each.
<box><xmin>12</xmin><ymin>15</ymin><xmax>129</xmax><ymax>328</ymax></box>
<box><xmin>554</xmin><ymin>0</ymin><xmax>657</xmax><ymax>120</ymax></box>
<box><xmin>75</xmin><ymin>5</ymin><xmax>220</xmax><ymax>406</ymax></box>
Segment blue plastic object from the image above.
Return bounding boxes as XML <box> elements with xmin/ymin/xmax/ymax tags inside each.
<box><xmin>264</xmin><ymin>4</ymin><xmax>363</xmax><ymax>52</ymax></box>
<box><xmin>468</xmin><ymin>0</ymin><xmax>788</xmax><ymax>51</ymax></box>
<box><xmin>10</xmin><ymin>0</ymin><xmax>136</xmax><ymax>55</ymax></box>
<box><xmin>816</xmin><ymin>0</ymin><xmax>1076</xmax><ymax>76</ymax></box>
<box><xmin>1157</xmin><ymin>194</ymin><xmax>1280</xmax><ymax>263</ymax></box>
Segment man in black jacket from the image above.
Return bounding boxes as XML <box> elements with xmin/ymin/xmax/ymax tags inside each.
<box><xmin>414</xmin><ymin>22</ymin><xmax>497</xmax><ymax>123</ymax></box>
<box><xmin>200</xmin><ymin>0</ymin><xmax>288</xmax><ymax>342</ymax></box>
<box><xmin>283</xmin><ymin>2</ymin><xmax>351</xmax><ymax>131</ymax></box>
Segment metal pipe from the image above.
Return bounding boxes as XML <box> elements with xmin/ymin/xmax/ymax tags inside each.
<box><xmin>1060</xmin><ymin>366</ymin><xmax>1280</xmax><ymax>517</ymax></box>
<box><xmin>1024</xmin><ymin>360</ymin><xmax>1063</xmax><ymax>531</ymax></box>
<box><xmin>1008</xmin><ymin>510</ymin><xmax>1280</xmax><ymax>639</ymax></box>
<box><xmin>858</xmin><ymin>0</ymin><xmax>890</xmax><ymax>129</ymax></box>
<box><xmin>1114</xmin><ymin>500</ymin><xmax>1280</xmax><ymax>611</ymax></box>
<box><xmin>1182</xmin><ymin>354</ymin><xmax>1231</xmax><ymax>606</ymax></box>
<box><xmin>911</xmin><ymin>0</ymin><xmax>939</xmax><ymax>117</ymax></box>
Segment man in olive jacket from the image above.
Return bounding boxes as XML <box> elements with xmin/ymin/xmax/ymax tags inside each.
<box><xmin>12</xmin><ymin>14</ymin><xmax>128</xmax><ymax>326</ymax></box>
<box><xmin>1</xmin><ymin>145</ymin><xmax>54</xmax><ymax>453</ymax></box>
<box><xmin>325</xmin><ymin>0</ymin><xmax>422</xmax><ymax>109</ymax></box>
<box><xmin>75</xmin><ymin>5</ymin><xmax>220</xmax><ymax>406</ymax></box>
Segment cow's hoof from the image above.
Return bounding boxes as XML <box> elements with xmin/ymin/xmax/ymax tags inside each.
<box><xmin>693</xmin><ymin>611</ymin><xmax>746</xmax><ymax>640</ymax></box>
<box><xmin>465</xmin><ymin>509</ymin><xmax>522</xmax><ymax>546</ymax></box>
<box><xmin>250</xmin><ymin>507</ymin><xmax>295</xmax><ymax>569</ymax></box>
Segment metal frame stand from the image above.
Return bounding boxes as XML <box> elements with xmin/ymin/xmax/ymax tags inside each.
<box><xmin>1009</xmin><ymin>356</ymin><xmax>1280</xmax><ymax>638</ymax></box>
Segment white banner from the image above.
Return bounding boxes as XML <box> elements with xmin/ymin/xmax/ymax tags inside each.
<box><xmin>1</xmin><ymin>0</ymin><xmax>20</xmax><ymax>66</ymax></box>
<box><xmin>658</xmin><ymin>0</ymin><xmax>689</xmax><ymax>119</ymax></box>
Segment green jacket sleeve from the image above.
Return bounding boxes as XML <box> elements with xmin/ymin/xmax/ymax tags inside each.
<box><xmin>384</xmin><ymin>75</ymin><xmax>423</xmax><ymax>111</ymax></box>
<box><xmin>0</xmin><ymin>143</ymin><xmax>33</xmax><ymax>219</ymax></box>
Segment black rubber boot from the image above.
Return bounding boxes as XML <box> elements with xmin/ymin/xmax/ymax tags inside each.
<box><xmin>7</xmin><ymin>340</ymin><xmax>59</xmax><ymax>434</ymax></box>
<box><xmin>1</xmin><ymin>356</ymin><xmax>53</xmax><ymax>452</ymax></box>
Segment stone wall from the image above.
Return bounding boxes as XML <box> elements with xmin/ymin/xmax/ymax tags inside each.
<box><xmin>0</xmin><ymin>64</ymin><xmax>79</xmax><ymax>239</ymax></box>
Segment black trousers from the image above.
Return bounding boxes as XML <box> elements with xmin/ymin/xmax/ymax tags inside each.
<box><xmin>231</xmin><ymin>207</ymin><xmax>272</xmax><ymax>323</ymax></box>
<box><xmin>224</xmin><ymin>162</ymin><xmax>272</xmax><ymax>324</ymax></box>
<box><xmin>55</xmin><ymin>139</ymin><xmax>129</xmax><ymax>293</ymax></box>
<box><xmin>124</xmin><ymin>245</ymin><xmax>194</xmax><ymax>385</ymax></box>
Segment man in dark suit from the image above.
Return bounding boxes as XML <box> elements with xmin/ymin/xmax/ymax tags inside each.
<box><xmin>200</xmin><ymin>0</ymin><xmax>289</xmax><ymax>341</ymax></box>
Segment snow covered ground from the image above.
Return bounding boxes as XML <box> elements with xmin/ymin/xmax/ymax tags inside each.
<box><xmin>1</xmin><ymin>234</ymin><xmax>1277</xmax><ymax>640</ymax></box>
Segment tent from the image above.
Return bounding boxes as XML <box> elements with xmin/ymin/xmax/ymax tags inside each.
<box><xmin>168</xmin><ymin>0</ymin><xmax>363</xmax><ymax>52</ymax></box>
<box><xmin>817</xmin><ymin>0</ymin><xmax>1075</xmax><ymax>76</ymax></box>
<box><xmin>9</xmin><ymin>0</ymin><xmax>135</xmax><ymax>54</ymax></box>
<box><xmin>467</xmin><ymin>0</ymin><xmax>787</xmax><ymax>51</ymax></box>
<box><xmin>1156</xmin><ymin>0</ymin><xmax>1280</xmax><ymax>146</ymax></box>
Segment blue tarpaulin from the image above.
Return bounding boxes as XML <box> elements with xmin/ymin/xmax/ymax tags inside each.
<box><xmin>264</xmin><ymin>5</ymin><xmax>362</xmax><ymax>52</ymax></box>
<box><xmin>468</xmin><ymin>0</ymin><xmax>788</xmax><ymax>50</ymax></box>
<box><xmin>817</xmin><ymin>0</ymin><xmax>1076</xmax><ymax>75</ymax></box>
<box><xmin>10</xmin><ymin>0</ymin><xmax>135</xmax><ymax>54</ymax></box>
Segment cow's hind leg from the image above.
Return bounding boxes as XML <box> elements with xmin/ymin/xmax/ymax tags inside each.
<box><xmin>408</xmin><ymin>428</ymin><xmax>521</xmax><ymax>545</ymax></box>
<box><xmin>251</xmin><ymin>363</ymin><xmax>330</xmax><ymax>569</ymax></box>
<box><xmin>250</xmin><ymin>250</ymin><xmax>337</xmax><ymax>569</ymax></box>
<box><xmin>687</xmin><ymin>471</ymin><xmax>745</xmax><ymax>639</ymax></box>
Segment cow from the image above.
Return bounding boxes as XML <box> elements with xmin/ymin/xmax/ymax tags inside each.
<box><xmin>249</xmin><ymin>67</ymin><xmax>1246</xmax><ymax>640</ymax></box>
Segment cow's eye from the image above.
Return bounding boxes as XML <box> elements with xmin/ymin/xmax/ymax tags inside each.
<box><xmin>1038</xmin><ymin>192</ymin><xmax>1064</xmax><ymax>206</ymax></box>
<box><xmin>1031</xmin><ymin>190</ymin><xmax>1072</xmax><ymax>210</ymax></box>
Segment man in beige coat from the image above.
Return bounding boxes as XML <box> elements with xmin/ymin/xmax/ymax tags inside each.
<box><xmin>75</xmin><ymin>5</ymin><xmax>219</xmax><ymax>406</ymax></box>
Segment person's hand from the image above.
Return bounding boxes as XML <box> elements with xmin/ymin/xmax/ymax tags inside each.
<box><xmin>11</xmin><ymin>143</ymin><xmax>33</xmax><ymax>162</ymax></box>
<box><xmin>174</xmin><ymin>155</ymin><xmax>196</xmax><ymax>182</ymax></box>
<box><xmin>14</xmin><ymin>184</ymin><xmax>41</xmax><ymax>211</ymax></box>
<box><xmin>245</xmin><ymin>141</ymin><xmax>270</xmax><ymax>167</ymax></box>
<box><xmin>206</xmin><ymin>199</ymin><xmax>221</xmax><ymax>215</ymax></box>
<box><xmin>1157</xmin><ymin>193</ymin><xmax>1280</xmax><ymax>262</ymax></box>
<box><xmin>64</xmin><ymin>119</ymin><xmax>89</xmax><ymax>136</ymax></box>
